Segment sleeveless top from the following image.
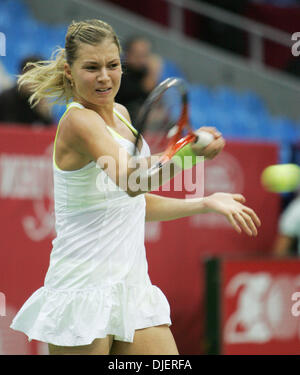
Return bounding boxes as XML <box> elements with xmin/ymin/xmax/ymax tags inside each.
<box><xmin>44</xmin><ymin>102</ymin><xmax>151</xmax><ymax>290</ymax></box>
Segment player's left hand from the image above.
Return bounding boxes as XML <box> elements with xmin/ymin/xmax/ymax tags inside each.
<box><xmin>193</xmin><ymin>126</ymin><xmax>225</xmax><ymax>160</ymax></box>
<box><xmin>203</xmin><ymin>192</ymin><xmax>261</xmax><ymax>236</ymax></box>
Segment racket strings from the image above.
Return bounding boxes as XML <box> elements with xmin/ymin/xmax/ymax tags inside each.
<box><xmin>134</xmin><ymin>77</ymin><xmax>197</xmax><ymax>167</ymax></box>
<box><xmin>145</xmin><ymin>90</ymin><xmax>184</xmax><ymax>153</ymax></box>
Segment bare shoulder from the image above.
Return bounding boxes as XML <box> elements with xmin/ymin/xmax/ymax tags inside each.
<box><xmin>59</xmin><ymin>107</ymin><xmax>108</xmax><ymax>157</ymax></box>
<box><xmin>63</xmin><ymin>107</ymin><xmax>105</xmax><ymax>140</ymax></box>
<box><xmin>64</xmin><ymin>106</ymin><xmax>103</xmax><ymax>126</ymax></box>
<box><xmin>114</xmin><ymin>102</ymin><xmax>132</xmax><ymax>123</ymax></box>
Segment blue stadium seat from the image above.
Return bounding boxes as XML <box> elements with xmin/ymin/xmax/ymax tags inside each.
<box><xmin>255</xmin><ymin>114</ymin><xmax>274</xmax><ymax>140</ymax></box>
<box><xmin>188</xmin><ymin>84</ymin><xmax>214</xmax><ymax>109</ymax></box>
<box><xmin>51</xmin><ymin>25</ymin><xmax>67</xmax><ymax>46</ymax></box>
<box><xmin>213</xmin><ymin>86</ymin><xmax>239</xmax><ymax>112</ymax></box>
<box><xmin>206</xmin><ymin>108</ymin><xmax>235</xmax><ymax>136</ymax></box>
<box><xmin>238</xmin><ymin>90</ymin><xmax>267</xmax><ymax>117</ymax></box>
<box><xmin>159</xmin><ymin>59</ymin><xmax>185</xmax><ymax>82</ymax></box>
<box><xmin>1</xmin><ymin>0</ymin><xmax>300</xmax><ymax>142</ymax></box>
<box><xmin>189</xmin><ymin>107</ymin><xmax>211</xmax><ymax>128</ymax></box>
<box><xmin>3</xmin><ymin>0</ymin><xmax>30</xmax><ymax>16</ymax></box>
<box><xmin>19</xmin><ymin>17</ymin><xmax>42</xmax><ymax>37</ymax></box>
<box><xmin>0</xmin><ymin>7</ymin><xmax>14</xmax><ymax>31</ymax></box>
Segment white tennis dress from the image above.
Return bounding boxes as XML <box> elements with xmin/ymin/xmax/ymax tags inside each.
<box><xmin>10</xmin><ymin>102</ymin><xmax>171</xmax><ymax>346</ymax></box>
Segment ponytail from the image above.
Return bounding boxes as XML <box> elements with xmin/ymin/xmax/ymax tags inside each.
<box><xmin>18</xmin><ymin>47</ymin><xmax>72</xmax><ymax>107</ymax></box>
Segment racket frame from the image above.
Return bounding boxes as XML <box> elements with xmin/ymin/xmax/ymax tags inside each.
<box><xmin>134</xmin><ymin>77</ymin><xmax>198</xmax><ymax>175</ymax></box>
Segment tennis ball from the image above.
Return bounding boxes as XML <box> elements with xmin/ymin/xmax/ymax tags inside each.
<box><xmin>261</xmin><ymin>164</ymin><xmax>300</xmax><ymax>193</ymax></box>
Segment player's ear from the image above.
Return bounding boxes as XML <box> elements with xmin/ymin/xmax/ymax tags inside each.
<box><xmin>64</xmin><ymin>62</ymin><xmax>73</xmax><ymax>86</ymax></box>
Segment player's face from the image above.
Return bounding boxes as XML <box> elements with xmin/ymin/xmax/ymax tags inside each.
<box><xmin>65</xmin><ymin>39</ymin><xmax>122</xmax><ymax>107</ymax></box>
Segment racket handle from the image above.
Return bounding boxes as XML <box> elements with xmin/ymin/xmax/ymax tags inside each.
<box><xmin>194</xmin><ymin>130</ymin><xmax>214</xmax><ymax>148</ymax></box>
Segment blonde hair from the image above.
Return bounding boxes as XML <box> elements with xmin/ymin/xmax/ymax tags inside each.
<box><xmin>18</xmin><ymin>19</ymin><xmax>121</xmax><ymax>106</ymax></box>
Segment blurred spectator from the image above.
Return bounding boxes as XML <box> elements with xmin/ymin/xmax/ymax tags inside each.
<box><xmin>116</xmin><ymin>36</ymin><xmax>162</xmax><ymax>126</ymax></box>
<box><xmin>273</xmin><ymin>194</ymin><xmax>300</xmax><ymax>257</ymax></box>
<box><xmin>0</xmin><ymin>56</ymin><xmax>54</xmax><ymax>126</ymax></box>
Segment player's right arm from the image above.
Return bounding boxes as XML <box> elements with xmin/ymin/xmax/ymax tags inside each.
<box><xmin>63</xmin><ymin>107</ymin><xmax>151</xmax><ymax>197</ymax></box>
<box><xmin>63</xmin><ymin>108</ymin><xmax>226</xmax><ymax>197</ymax></box>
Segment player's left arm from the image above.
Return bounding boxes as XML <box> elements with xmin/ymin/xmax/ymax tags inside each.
<box><xmin>145</xmin><ymin>192</ymin><xmax>261</xmax><ymax>236</ymax></box>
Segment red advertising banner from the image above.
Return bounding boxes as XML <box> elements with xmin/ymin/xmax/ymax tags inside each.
<box><xmin>221</xmin><ymin>259</ymin><xmax>300</xmax><ymax>355</ymax></box>
<box><xmin>145</xmin><ymin>140</ymin><xmax>280</xmax><ymax>354</ymax></box>
<box><xmin>0</xmin><ymin>125</ymin><xmax>56</xmax><ymax>354</ymax></box>
<box><xmin>0</xmin><ymin>125</ymin><xmax>280</xmax><ymax>354</ymax></box>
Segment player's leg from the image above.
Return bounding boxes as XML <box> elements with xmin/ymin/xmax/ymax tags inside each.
<box><xmin>109</xmin><ymin>324</ymin><xmax>179</xmax><ymax>355</ymax></box>
<box><xmin>48</xmin><ymin>335</ymin><xmax>114</xmax><ymax>355</ymax></box>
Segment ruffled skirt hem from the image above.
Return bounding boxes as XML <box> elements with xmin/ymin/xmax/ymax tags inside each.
<box><xmin>10</xmin><ymin>282</ymin><xmax>171</xmax><ymax>346</ymax></box>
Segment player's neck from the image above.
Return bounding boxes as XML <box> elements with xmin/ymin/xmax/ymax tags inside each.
<box><xmin>74</xmin><ymin>97</ymin><xmax>116</xmax><ymax>126</ymax></box>
<box><xmin>96</xmin><ymin>103</ymin><xmax>116</xmax><ymax>126</ymax></box>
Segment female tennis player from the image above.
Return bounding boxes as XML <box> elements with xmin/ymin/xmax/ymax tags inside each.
<box><xmin>10</xmin><ymin>19</ymin><xmax>261</xmax><ymax>355</ymax></box>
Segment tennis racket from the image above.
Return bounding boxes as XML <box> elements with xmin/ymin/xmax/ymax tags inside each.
<box><xmin>134</xmin><ymin>77</ymin><xmax>213</xmax><ymax>176</ymax></box>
